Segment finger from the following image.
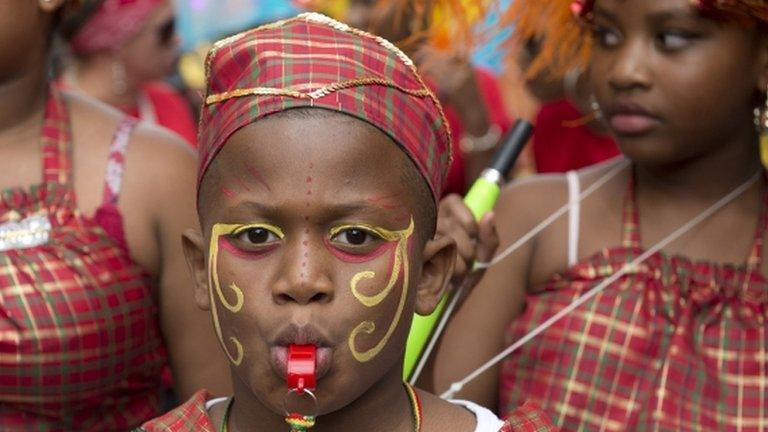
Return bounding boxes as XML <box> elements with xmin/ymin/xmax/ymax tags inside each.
<box><xmin>452</xmin><ymin>256</ymin><xmax>468</xmax><ymax>280</ymax></box>
<box><xmin>441</xmin><ymin>196</ymin><xmax>478</xmax><ymax>238</ymax></box>
<box><xmin>476</xmin><ymin>211</ymin><xmax>499</xmax><ymax>264</ymax></box>
<box><xmin>453</xmin><ymin>229</ymin><xmax>477</xmax><ymax>263</ymax></box>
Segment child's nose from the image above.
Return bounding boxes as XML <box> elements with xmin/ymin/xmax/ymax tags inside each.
<box><xmin>272</xmin><ymin>241</ymin><xmax>333</xmax><ymax>305</ymax></box>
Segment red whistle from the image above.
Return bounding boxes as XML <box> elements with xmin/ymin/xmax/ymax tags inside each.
<box><xmin>287</xmin><ymin>344</ymin><xmax>316</xmax><ymax>392</ymax></box>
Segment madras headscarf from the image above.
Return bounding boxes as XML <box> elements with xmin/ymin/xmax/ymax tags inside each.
<box><xmin>506</xmin><ymin>0</ymin><xmax>768</xmax><ymax>79</ymax></box>
<box><xmin>70</xmin><ymin>0</ymin><xmax>163</xmax><ymax>55</ymax></box>
<box><xmin>198</xmin><ymin>13</ymin><xmax>452</xmax><ymax>202</ymax></box>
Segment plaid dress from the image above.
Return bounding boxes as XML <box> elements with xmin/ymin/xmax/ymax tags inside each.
<box><xmin>0</xmin><ymin>87</ymin><xmax>167</xmax><ymax>430</ymax></box>
<box><xmin>138</xmin><ymin>390</ymin><xmax>557</xmax><ymax>431</ymax></box>
<box><xmin>501</xmin><ymin>176</ymin><xmax>768</xmax><ymax>431</ymax></box>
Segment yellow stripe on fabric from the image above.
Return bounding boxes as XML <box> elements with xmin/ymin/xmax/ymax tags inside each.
<box><xmin>558</xmin><ymin>285</ymin><xmax>607</xmax><ymax>426</ymax></box>
<box><xmin>597</xmin><ymin>296</ymin><xmax>644</xmax><ymax>432</ymax></box>
<box><xmin>206</xmin><ymin>77</ymin><xmax>433</xmax><ymax>105</ymax></box>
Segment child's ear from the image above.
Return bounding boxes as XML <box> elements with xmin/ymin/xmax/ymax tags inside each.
<box><xmin>415</xmin><ymin>234</ymin><xmax>457</xmax><ymax>316</ymax></box>
<box><xmin>182</xmin><ymin>229</ymin><xmax>211</xmax><ymax>311</ymax></box>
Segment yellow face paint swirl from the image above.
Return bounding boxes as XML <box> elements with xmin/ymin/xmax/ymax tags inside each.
<box><xmin>338</xmin><ymin>218</ymin><xmax>415</xmax><ymax>363</ymax></box>
<box><xmin>208</xmin><ymin>222</ymin><xmax>284</xmax><ymax>366</ymax></box>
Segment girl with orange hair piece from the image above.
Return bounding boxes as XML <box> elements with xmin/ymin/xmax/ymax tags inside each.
<box><xmin>423</xmin><ymin>0</ymin><xmax>768</xmax><ymax>430</ymax></box>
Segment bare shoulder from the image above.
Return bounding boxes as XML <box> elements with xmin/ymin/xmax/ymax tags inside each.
<box><xmin>126</xmin><ymin>120</ymin><xmax>197</xmax><ymax>183</ymax></box>
<box><xmin>417</xmin><ymin>389</ymin><xmax>479</xmax><ymax>432</ymax></box>
<box><xmin>64</xmin><ymin>89</ymin><xmax>196</xmax><ymax>177</ymax></box>
<box><xmin>497</xmin><ymin>158</ymin><xmax>627</xmax><ymax>220</ymax></box>
<box><xmin>495</xmin><ymin>172</ymin><xmax>569</xmax><ymax>238</ymax></box>
<box><xmin>498</xmin><ymin>158</ymin><xmax>628</xmax><ymax>221</ymax></box>
<box><xmin>64</xmin><ymin>90</ymin><xmax>198</xmax><ymax>276</ymax></box>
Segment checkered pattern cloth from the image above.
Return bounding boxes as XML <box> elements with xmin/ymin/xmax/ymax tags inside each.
<box><xmin>198</xmin><ymin>12</ymin><xmax>452</xmax><ymax>201</ymax></box>
<box><xmin>0</xmin><ymin>87</ymin><xmax>167</xmax><ymax>430</ymax></box>
<box><xmin>501</xmin><ymin>175</ymin><xmax>768</xmax><ymax>431</ymax></box>
<box><xmin>135</xmin><ymin>390</ymin><xmax>216</xmax><ymax>432</ymax></box>
<box><xmin>502</xmin><ymin>402</ymin><xmax>558</xmax><ymax>431</ymax></box>
<box><xmin>139</xmin><ymin>390</ymin><xmax>555</xmax><ymax>431</ymax></box>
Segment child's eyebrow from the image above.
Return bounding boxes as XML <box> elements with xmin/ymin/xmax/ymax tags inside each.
<box><xmin>223</xmin><ymin>200</ymin><xmax>403</xmax><ymax>217</ymax></box>
<box><xmin>226</xmin><ymin>201</ymin><xmax>277</xmax><ymax>215</ymax></box>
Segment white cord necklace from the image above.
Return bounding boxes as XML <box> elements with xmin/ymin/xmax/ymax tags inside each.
<box><xmin>409</xmin><ymin>160</ymin><xmax>630</xmax><ymax>384</ymax></box>
<box><xmin>439</xmin><ymin>168</ymin><xmax>763</xmax><ymax>399</ymax></box>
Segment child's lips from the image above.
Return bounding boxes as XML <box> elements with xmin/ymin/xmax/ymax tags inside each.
<box><xmin>270</xmin><ymin>346</ymin><xmax>333</xmax><ymax>382</ymax></box>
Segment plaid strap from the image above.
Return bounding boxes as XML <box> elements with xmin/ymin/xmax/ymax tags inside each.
<box><xmin>746</xmin><ymin>172</ymin><xmax>768</xmax><ymax>270</ymax></box>
<box><xmin>621</xmin><ymin>173</ymin><xmax>641</xmax><ymax>249</ymax></box>
<box><xmin>622</xmin><ymin>169</ymin><xmax>768</xmax><ymax>269</ymax></box>
<box><xmin>41</xmin><ymin>86</ymin><xmax>72</xmax><ymax>185</ymax></box>
<box><xmin>101</xmin><ymin>116</ymin><xmax>138</xmax><ymax>205</ymax></box>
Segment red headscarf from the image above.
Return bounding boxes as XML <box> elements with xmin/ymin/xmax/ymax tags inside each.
<box><xmin>198</xmin><ymin>12</ymin><xmax>453</xmax><ymax>202</ymax></box>
<box><xmin>70</xmin><ymin>0</ymin><xmax>163</xmax><ymax>55</ymax></box>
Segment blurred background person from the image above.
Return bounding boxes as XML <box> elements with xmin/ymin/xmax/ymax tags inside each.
<box><xmin>0</xmin><ymin>1</ymin><xmax>229</xmax><ymax>430</ymax></box>
<box><xmin>519</xmin><ymin>37</ymin><xmax>620</xmax><ymax>173</ymax></box>
<box><xmin>59</xmin><ymin>0</ymin><xmax>197</xmax><ymax>147</ymax></box>
<box><xmin>302</xmin><ymin>0</ymin><xmax>515</xmax><ymax>194</ymax></box>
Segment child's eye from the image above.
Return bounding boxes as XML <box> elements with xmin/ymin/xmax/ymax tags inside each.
<box><xmin>232</xmin><ymin>226</ymin><xmax>282</xmax><ymax>245</ymax></box>
<box><xmin>330</xmin><ymin>227</ymin><xmax>382</xmax><ymax>246</ymax></box>
<box><xmin>656</xmin><ymin>31</ymin><xmax>698</xmax><ymax>51</ymax></box>
<box><xmin>592</xmin><ymin>24</ymin><xmax>621</xmax><ymax>48</ymax></box>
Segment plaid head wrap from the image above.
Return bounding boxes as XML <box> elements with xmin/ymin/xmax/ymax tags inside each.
<box><xmin>69</xmin><ymin>0</ymin><xmax>163</xmax><ymax>55</ymax></box>
<box><xmin>198</xmin><ymin>12</ymin><xmax>452</xmax><ymax>202</ymax></box>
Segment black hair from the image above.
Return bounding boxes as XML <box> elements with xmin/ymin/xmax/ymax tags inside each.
<box><xmin>59</xmin><ymin>0</ymin><xmax>104</xmax><ymax>42</ymax></box>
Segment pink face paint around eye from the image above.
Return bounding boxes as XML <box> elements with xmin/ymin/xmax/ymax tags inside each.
<box><xmin>219</xmin><ymin>235</ymin><xmax>279</xmax><ymax>260</ymax></box>
<box><xmin>323</xmin><ymin>237</ymin><xmax>395</xmax><ymax>264</ymax></box>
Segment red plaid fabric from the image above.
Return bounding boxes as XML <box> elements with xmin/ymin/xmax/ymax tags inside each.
<box><xmin>69</xmin><ymin>0</ymin><xmax>164</xmax><ymax>55</ymax></box>
<box><xmin>139</xmin><ymin>390</ymin><xmax>552</xmax><ymax>431</ymax></box>
<box><xmin>136</xmin><ymin>390</ymin><xmax>216</xmax><ymax>432</ymax></box>
<box><xmin>198</xmin><ymin>12</ymin><xmax>452</xmax><ymax>201</ymax></box>
<box><xmin>0</xmin><ymin>87</ymin><xmax>167</xmax><ymax>430</ymax></box>
<box><xmin>500</xmin><ymin>174</ymin><xmax>768</xmax><ymax>431</ymax></box>
<box><xmin>501</xmin><ymin>402</ymin><xmax>558</xmax><ymax>431</ymax></box>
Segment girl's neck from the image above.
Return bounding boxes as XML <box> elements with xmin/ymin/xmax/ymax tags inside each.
<box><xmin>226</xmin><ymin>366</ymin><xmax>415</xmax><ymax>432</ymax></box>
<box><xmin>634</xmin><ymin>130</ymin><xmax>763</xmax><ymax>202</ymax></box>
<box><xmin>0</xmin><ymin>60</ymin><xmax>48</xmax><ymax>138</ymax></box>
<box><xmin>69</xmin><ymin>56</ymin><xmax>140</xmax><ymax>109</ymax></box>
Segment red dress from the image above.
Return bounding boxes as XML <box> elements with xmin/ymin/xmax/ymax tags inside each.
<box><xmin>137</xmin><ymin>390</ymin><xmax>557</xmax><ymax>432</ymax></box>
<box><xmin>126</xmin><ymin>82</ymin><xmax>198</xmax><ymax>149</ymax></box>
<box><xmin>441</xmin><ymin>68</ymin><xmax>512</xmax><ymax>195</ymax></box>
<box><xmin>533</xmin><ymin>99</ymin><xmax>619</xmax><ymax>173</ymax></box>
<box><xmin>0</xmin><ymin>87</ymin><xmax>167</xmax><ymax>430</ymax></box>
<box><xmin>500</xmin><ymin>176</ymin><xmax>768</xmax><ymax>431</ymax></box>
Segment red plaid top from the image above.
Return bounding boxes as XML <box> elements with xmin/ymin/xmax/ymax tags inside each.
<box><xmin>138</xmin><ymin>390</ymin><xmax>556</xmax><ymax>431</ymax></box>
<box><xmin>0</xmin><ymin>87</ymin><xmax>167</xmax><ymax>430</ymax></box>
<box><xmin>501</xmin><ymin>175</ymin><xmax>768</xmax><ymax>431</ymax></box>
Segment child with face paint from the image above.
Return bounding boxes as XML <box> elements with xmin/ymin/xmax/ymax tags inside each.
<box><xmin>136</xmin><ymin>12</ymin><xmax>555</xmax><ymax>432</ymax></box>
<box><xmin>428</xmin><ymin>0</ymin><xmax>768</xmax><ymax>430</ymax></box>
